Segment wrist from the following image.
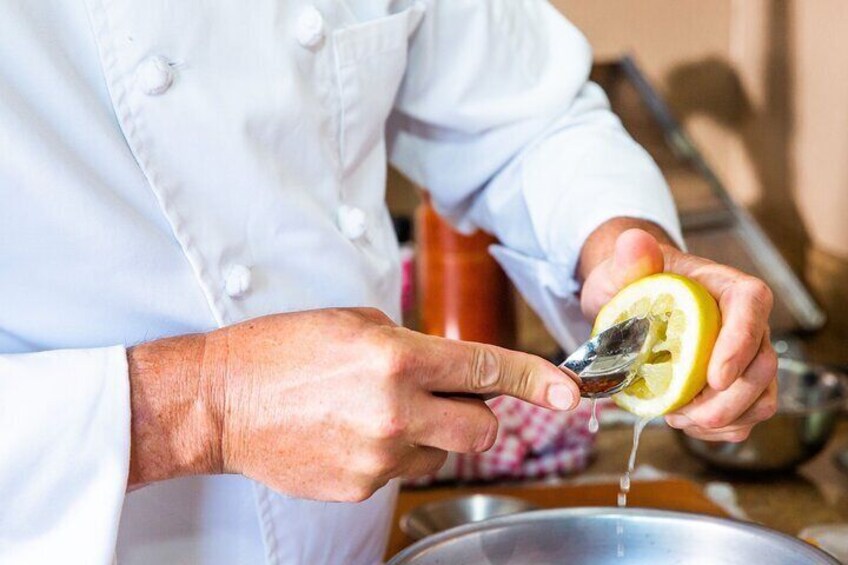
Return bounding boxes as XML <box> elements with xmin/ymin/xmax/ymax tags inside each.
<box><xmin>127</xmin><ymin>331</ymin><xmax>224</xmax><ymax>487</ymax></box>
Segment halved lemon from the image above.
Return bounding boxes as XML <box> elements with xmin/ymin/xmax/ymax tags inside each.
<box><xmin>592</xmin><ymin>273</ymin><xmax>721</xmax><ymax>417</ymax></box>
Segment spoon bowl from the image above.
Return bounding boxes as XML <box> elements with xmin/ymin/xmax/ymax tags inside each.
<box><xmin>560</xmin><ymin>317</ymin><xmax>651</xmax><ymax>398</ymax></box>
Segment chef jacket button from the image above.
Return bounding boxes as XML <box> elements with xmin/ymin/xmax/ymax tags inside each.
<box><xmin>136</xmin><ymin>55</ymin><xmax>174</xmax><ymax>96</ymax></box>
<box><xmin>296</xmin><ymin>6</ymin><xmax>325</xmax><ymax>48</ymax></box>
<box><xmin>225</xmin><ymin>264</ymin><xmax>252</xmax><ymax>298</ymax></box>
<box><xmin>337</xmin><ymin>205</ymin><xmax>367</xmax><ymax>240</ymax></box>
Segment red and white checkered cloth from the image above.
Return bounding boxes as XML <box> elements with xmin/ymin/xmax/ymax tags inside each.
<box><xmin>404</xmin><ymin>397</ymin><xmax>608</xmax><ymax>486</ymax></box>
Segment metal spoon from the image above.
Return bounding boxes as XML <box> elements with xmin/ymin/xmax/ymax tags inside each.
<box><xmin>561</xmin><ymin>317</ymin><xmax>652</xmax><ymax>398</ymax></box>
<box><xmin>437</xmin><ymin>316</ymin><xmax>652</xmax><ymax>402</ymax></box>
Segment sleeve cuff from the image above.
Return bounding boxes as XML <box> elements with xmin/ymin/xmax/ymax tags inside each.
<box><xmin>0</xmin><ymin>346</ymin><xmax>130</xmax><ymax>564</ymax></box>
<box><xmin>490</xmin><ymin>244</ymin><xmax>591</xmax><ymax>353</ymax></box>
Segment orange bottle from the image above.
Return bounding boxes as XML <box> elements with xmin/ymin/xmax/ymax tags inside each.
<box><xmin>414</xmin><ymin>194</ymin><xmax>515</xmax><ymax>348</ymax></box>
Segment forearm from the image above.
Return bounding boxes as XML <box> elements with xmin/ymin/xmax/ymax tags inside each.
<box><xmin>577</xmin><ymin>216</ymin><xmax>679</xmax><ymax>281</ymax></box>
<box><xmin>126</xmin><ymin>332</ymin><xmax>224</xmax><ymax>488</ymax></box>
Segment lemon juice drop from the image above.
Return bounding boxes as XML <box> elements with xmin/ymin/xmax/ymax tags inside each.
<box><xmin>587</xmin><ymin>398</ymin><xmax>599</xmax><ymax>433</ymax></box>
<box><xmin>617</xmin><ymin>416</ymin><xmax>651</xmax><ymax>507</ymax></box>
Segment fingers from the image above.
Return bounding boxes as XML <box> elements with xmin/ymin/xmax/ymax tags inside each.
<box><xmin>666</xmin><ymin>369</ymin><xmax>778</xmax><ymax>442</ymax></box>
<box><xmin>729</xmin><ymin>379</ymin><xmax>779</xmax><ymax>427</ymax></box>
<box><xmin>650</xmin><ymin>247</ymin><xmax>773</xmax><ymax>392</ymax></box>
<box><xmin>409</xmin><ymin>395</ymin><xmax>499</xmax><ymax>453</ymax></box>
<box><xmin>679</xmin><ymin>424</ymin><xmax>754</xmax><ymax>443</ymax></box>
<box><xmin>399</xmin><ymin>446</ymin><xmax>448</xmax><ymax>479</ymax></box>
<box><xmin>673</xmin><ymin>381</ymin><xmax>775</xmax><ymax>442</ymax></box>
<box><xmin>418</xmin><ymin>337</ymin><xmax>580</xmax><ymax>411</ymax></box>
<box><xmin>707</xmin><ymin>278</ymin><xmax>774</xmax><ymax>390</ymax></box>
<box><xmin>667</xmin><ymin>337</ymin><xmax>777</xmax><ymax>429</ymax></box>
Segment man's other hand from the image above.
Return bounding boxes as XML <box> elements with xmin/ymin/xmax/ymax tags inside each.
<box><xmin>580</xmin><ymin>222</ymin><xmax>778</xmax><ymax>443</ymax></box>
<box><xmin>126</xmin><ymin>308</ymin><xmax>580</xmax><ymax>501</ymax></box>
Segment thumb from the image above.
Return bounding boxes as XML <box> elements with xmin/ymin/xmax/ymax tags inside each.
<box><xmin>426</xmin><ymin>337</ymin><xmax>581</xmax><ymax>411</ymax></box>
<box><xmin>484</xmin><ymin>346</ymin><xmax>582</xmax><ymax>410</ymax></box>
<box><xmin>581</xmin><ymin>228</ymin><xmax>666</xmax><ymax>319</ymax></box>
<box><xmin>610</xmin><ymin>228</ymin><xmax>665</xmax><ymax>290</ymax></box>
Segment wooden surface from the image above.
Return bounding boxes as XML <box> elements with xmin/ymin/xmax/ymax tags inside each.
<box><xmin>386</xmin><ymin>478</ymin><xmax>727</xmax><ymax>559</ymax></box>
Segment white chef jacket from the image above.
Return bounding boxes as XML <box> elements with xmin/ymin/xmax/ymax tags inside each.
<box><xmin>0</xmin><ymin>0</ymin><xmax>682</xmax><ymax>563</ymax></box>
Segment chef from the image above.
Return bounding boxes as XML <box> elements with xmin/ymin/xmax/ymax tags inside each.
<box><xmin>0</xmin><ymin>1</ymin><xmax>778</xmax><ymax>563</ymax></box>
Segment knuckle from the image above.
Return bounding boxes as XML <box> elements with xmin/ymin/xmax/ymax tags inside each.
<box><xmin>329</xmin><ymin>307</ymin><xmax>369</xmax><ymax>325</ymax></box>
<box><xmin>754</xmin><ymin>280</ymin><xmax>774</xmax><ymax>311</ymax></box>
<box><xmin>370</xmin><ymin>333</ymin><xmax>408</xmax><ymax>381</ymax></box>
<box><xmin>468</xmin><ymin>347</ymin><xmax>500</xmax><ymax>391</ymax></box>
<box><xmin>383</xmin><ymin>344</ymin><xmax>407</xmax><ymax>379</ymax></box>
<box><xmin>325</xmin><ymin>306</ymin><xmax>348</xmax><ymax>318</ymax></box>
<box><xmin>359</xmin><ymin>307</ymin><xmax>394</xmax><ymax>324</ymax></box>
<box><xmin>371</xmin><ymin>407</ymin><xmax>408</xmax><ymax>440</ymax></box>
<box><xmin>742</xmin><ymin>278</ymin><xmax>774</xmax><ymax>313</ymax></box>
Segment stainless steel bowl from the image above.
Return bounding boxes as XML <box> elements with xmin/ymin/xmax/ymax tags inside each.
<box><xmin>389</xmin><ymin>508</ymin><xmax>838</xmax><ymax>564</ymax></box>
<box><xmin>400</xmin><ymin>495</ymin><xmax>539</xmax><ymax>541</ymax></box>
<box><xmin>677</xmin><ymin>358</ymin><xmax>848</xmax><ymax>472</ymax></box>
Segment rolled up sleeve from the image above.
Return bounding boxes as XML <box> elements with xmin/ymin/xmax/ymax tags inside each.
<box><xmin>0</xmin><ymin>346</ymin><xmax>130</xmax><ymax>564</ymax></box>
<box><xmin>389</xmin><ymin>0</ymin><xmax>682</xmax><ymax>350</ymax></box>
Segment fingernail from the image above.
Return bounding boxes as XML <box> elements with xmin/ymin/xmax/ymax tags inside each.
<box><xmin>547</xmin><ymin>383</ymin><xmax>577</xmax><ymax>410</ymax></box>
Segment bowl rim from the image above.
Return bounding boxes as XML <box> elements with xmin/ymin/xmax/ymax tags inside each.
<box><xmin>388</xmin><ymin>507</ymin><xmax>839</xmax><ymax>564</ymax></box>
<box><xmin>777</xmin><ymin>358</ymin><xmax>848</xmax><ymax>414</ymax></box>
<box><xmin>399</xmin><ymin>494</ymin><xmax>540</xmax><ymax>540</ymax></box>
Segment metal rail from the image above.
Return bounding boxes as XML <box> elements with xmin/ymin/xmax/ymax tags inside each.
<box><xmin>617</xmin><ymin>56</ymin><xmax>826</xmax><ymax>331</ymax></box>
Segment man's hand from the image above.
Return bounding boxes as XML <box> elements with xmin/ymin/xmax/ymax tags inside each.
<box><xmin>127</xmin><ymin>308</ymin><xmax>579</xmax><ymax>500</ymax></box>
<box><xmin>579</xmin><ymin>219</ymin><xmax>778</xmax><ymax>442</ymax></box>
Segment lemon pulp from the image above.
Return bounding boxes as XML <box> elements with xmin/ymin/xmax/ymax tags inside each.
<box><xmin>592</xmin><ymin>273</ymin><xmax>721</xmax><ymax>417</ymax></box>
